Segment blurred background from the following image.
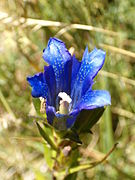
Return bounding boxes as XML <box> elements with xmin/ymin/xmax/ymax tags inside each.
<box><xmin>0</xmin><ymin>0</ymin><xmax>135</xmax><ymax>179</ymax></box>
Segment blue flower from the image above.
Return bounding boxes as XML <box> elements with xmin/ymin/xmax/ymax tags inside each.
<box><xmin>27</xmin><ymin>38</ymin><xmax>111</xmax><ymax>131</ymax></box>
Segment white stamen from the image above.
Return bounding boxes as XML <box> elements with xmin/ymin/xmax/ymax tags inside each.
<box><xmin>58</xmin><ymin>92</ymin><xmax>72</xmax><ymax>114</ymax></box>
<box><xmin>58</xmin><ymin>92</ymin><xmax>72</xmax><ymax>104</ymax></box>
<box><xmin>39</xmin><ymin>97</ymin><xmax>44</xmax><ymax>101</ymax></box>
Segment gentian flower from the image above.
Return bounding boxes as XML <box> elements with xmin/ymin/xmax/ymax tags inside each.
<box><xmin>27</xmin><ymin>38</ymin><xmax>111</xmax><ymax>131</ymax></box>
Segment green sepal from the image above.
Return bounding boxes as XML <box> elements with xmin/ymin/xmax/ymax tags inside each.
<box><xmin>64</xmin><ymin>129</ymin><xmax>82</xmax><ymax>144</ymax></box>
<box><xmin>53</xmin><ymin>116</ymin><xmax>68</xmax><ymax>131</ymax></box>
<box><xmin>55</xmin><ymin>129</ymin><xmax>82</xmax><ymax>144</ymax></box>
<box><xmin>73</xmin><ymin>107</ymin><xmax>105</xmax><ymax>134</ymax></box>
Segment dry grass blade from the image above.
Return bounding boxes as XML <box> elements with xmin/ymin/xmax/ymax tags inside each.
<box><xmin>80</xmin><ymin>145</ymin><xmax>135</xmax><ymax>180</ymax></box>
<box><xmin>111</xmin><ymin>107</ymin><xmax>135</xmax><ymax>121</ymax></box>
<box><xmin>11</xmin><ymin>136</ymin><xmax>42</xmax><ymax>142</ymax></box>
<box><xmin>99</xmin><ymin>43</ymin><xmax>135</xmax><ymax>61</ymax></box>
<box><xmin>92</xmin><ymin>143</ymin><xmax>118</xmax><ymax>165</ymax></box>
<box><xmin>1</xmin><ymin>11</ymin><xmax>118</xmax><ymax>36</ymax></box>
<box><xmin>100</xmin><ymin>70</ymin><xmax>135</xmax><ymax>86</ymax></box>
<box><xmin>56</xmin><ymin>24</ymin><xmax>118</xmax><ymax>37</ymax></box>
<box><xmin>0</xmin><ymin>12</ymin><xmax>65</xmax><ymax>26</ymax></box>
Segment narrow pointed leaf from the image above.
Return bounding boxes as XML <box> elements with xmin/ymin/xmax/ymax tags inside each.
<box><xmin>36</xmin><ymin>122</ymin><xmax>57</xmax><ymax>151</ymax></box>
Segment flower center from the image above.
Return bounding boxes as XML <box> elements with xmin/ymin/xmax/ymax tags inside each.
<box><xmin>58</xmin><ymin>92</ymin><xmax>72</xmax><ymax>115</ymax></box>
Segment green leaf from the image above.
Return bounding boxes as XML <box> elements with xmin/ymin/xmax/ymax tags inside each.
<box><xmin>99</xmin><ymin>77</ymin><xmax>114</xmax><ymax>154</ymax></box>
<box><xmin>35</xmin><ymin>170</ymin><xmax>52</xmax><ymax>180</ymax></box>
<box><xmin>100</xmin><ymin>106</ymin><xmax>114</xmax><ymax>153</ymax></box>
<box><xmin>44</xmin><ymin>143</ymin><xmax>56</xmax><ymax>169</ymax></box>
<box><xmin>35</xmin><ymin>170</ymin><xmax>45</xmax><ymax>180</ymax></box>
<box><xmin>36</xmin><ymin>122</ymin><xmax>58</xmax><ymax>151</ymax></box>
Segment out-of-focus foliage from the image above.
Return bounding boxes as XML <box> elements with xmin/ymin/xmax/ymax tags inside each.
<box><xmin>0</xmin><ymin>0</ymin><xmax>135</xmax><ymax>179</ymax></box>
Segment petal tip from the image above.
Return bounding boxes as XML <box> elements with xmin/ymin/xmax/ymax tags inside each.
<box><xmin>47</xmin><ymin>37</ymin><xmax>63</xmax><ymax>46</ymax></box>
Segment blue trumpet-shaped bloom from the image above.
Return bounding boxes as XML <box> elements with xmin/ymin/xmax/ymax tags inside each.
<box><xmin>27</xmin><ymin>38</ymin><xmax>111</xmax><ymax>130</ymax></box>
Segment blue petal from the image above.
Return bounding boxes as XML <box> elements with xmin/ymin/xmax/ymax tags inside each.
<box><xmin>71</xmin><ymin>47</ymin><xmax>106</xmax><ymax>107</ymax></box>
<box><xmin>46</xmin><ymin>105</ymin><xmax>56</xmax><ymax>125</ymax></box>
<box><xmin>27</xmin><ymin>72</ymin><xmax>49</xmax><ymax>99</ymax></box>
<box><xmin>43</xmin><ymin>38</ymin><xmax>71</xmax><ymax>64</ymax></box>
<box><xmin>75</xmin><ymin>90</ymin><xmax>111</xmax><ymax>110</ymax></box>
<box><xmin>63</xmin><ymin>60</ymin><xmax>72</xmax><ymax>95</ymax></box>
<box><xmin>71</xmin><ymin>55</ymin><xmax>81</xmax><ymax>90</ymax></box>
<box><xmin>81</xmin><ymin>75</ymin><xmax>94</xmax><ymax>96</ymax></box>
<box><xmin>44</xmin><ymin>65</ymin><xmax>56</xmax><ymax>106</ymax></box>
<box><xmin>77</xmin><ymin>47</ymin><xmax>106</xmax><ymax>81</ymax></box>
<box><xmin>42</xmin><ymin>37</ymin><xmax>72</xmax><ymax>94</ymax></box>
<box><xmin>66</xmin><ymin>109</ymin><xmax>80</xmax><ymax>128</ymax></box>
